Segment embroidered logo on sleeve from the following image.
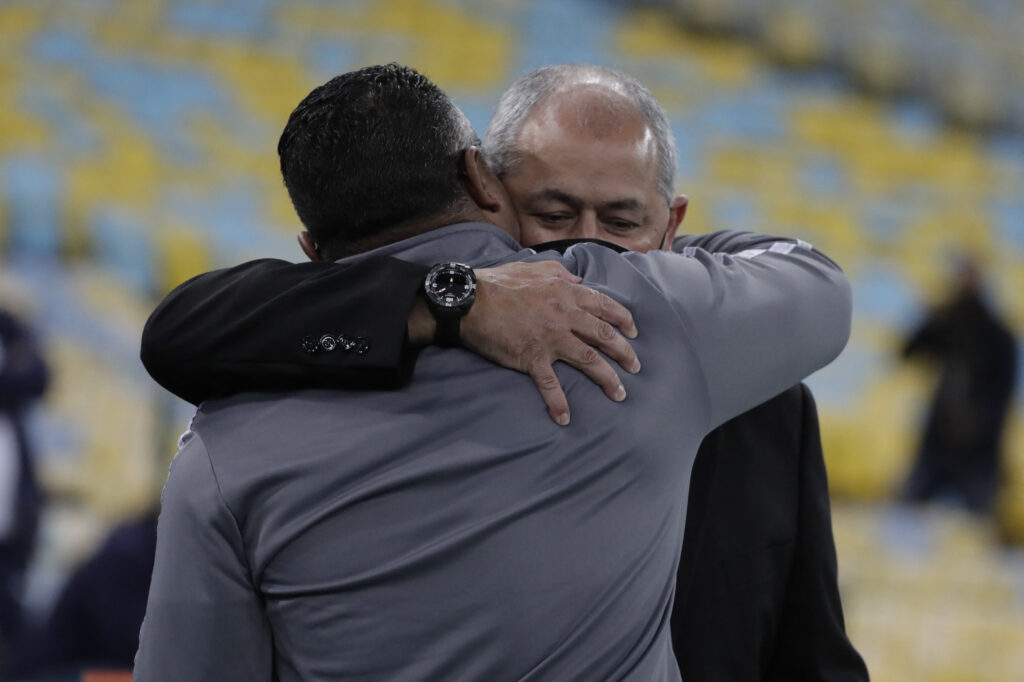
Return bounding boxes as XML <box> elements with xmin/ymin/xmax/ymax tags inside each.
<box><xmin>680</xmin><ymin>238</ymin><xmax>814</xmax><ymax>261</ymax></box>
<box><xmin>737</xmin><ymin>239</ymin><xmax>812</xmax><ymax>259</ymax></box>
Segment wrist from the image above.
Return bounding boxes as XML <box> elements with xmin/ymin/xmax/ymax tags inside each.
<box><xmin>407</xmin><ymin>296</ymin><xmax>436</xmax><ymax>347</ymax></box>
<box><xmin>423</xmin><ymin>262</ymin><xmax>477</xmax><ymax>347</ymax></box>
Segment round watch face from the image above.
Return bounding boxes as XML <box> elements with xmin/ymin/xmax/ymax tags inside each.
<box><xmin>427</xmin><ymin>265</ymin><xmax>475</xmax><ymax>309</ymax></box>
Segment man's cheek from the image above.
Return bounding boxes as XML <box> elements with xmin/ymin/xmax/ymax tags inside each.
<box><xmin>520</xmin><ymin>224</ymin><xmax>557</xmax><ymax>246</ymax></box>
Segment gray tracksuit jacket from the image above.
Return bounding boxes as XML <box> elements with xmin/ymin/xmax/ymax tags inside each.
<box><xmin>134</xmin><ymin>222</ymin><xmax>851</xmax><ymax>681</ymax></box>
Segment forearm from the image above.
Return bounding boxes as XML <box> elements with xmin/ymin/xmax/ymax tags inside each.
<box><xmin>673</xmin><ymin>230</ymin><xmax>816</xmax><ymax>257</ymax></box>
<box><xmin>406</xmin><ymin>295</ymin><xmax>436</xmax><ymax>346</ymax></box>
<box><xmin>141</xmin><ymin>257</ymin><xmax>430</xmax><ymax>404</ymax></box>
<box><xmin>636</xmin><ymin>231</ymin><xmax>852</xmax><ymax>428</ymax></box>
<box><xmin>142</xmin><ymin>253</ymin><xmax>641</xmax><ymax>424</ymax></box>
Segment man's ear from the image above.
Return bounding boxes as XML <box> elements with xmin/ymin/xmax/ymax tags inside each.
<box><xmin>298</xmin><ymin>231</ymin><xmax>323</xmax><ymax>262</ymax></box>
<box><xmin>659</xmin><ymin>195</ymin><xmax>689</xmax><ymax>251</ymax></box>
<box><xmin>461</xmin><ymin>147</ymin><xmax>505</xmax><ymax>213</ymax></box>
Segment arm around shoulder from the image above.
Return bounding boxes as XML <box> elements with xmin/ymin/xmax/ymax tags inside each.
<box><xmin>636</xmin><ymin>231</ymin><xmax>851</xmax><ymax>428</ymax></box>
<box><xmin>141</xmin><ymin>256</ymin><xmax>430</xmax><ymax>404</ymax></box>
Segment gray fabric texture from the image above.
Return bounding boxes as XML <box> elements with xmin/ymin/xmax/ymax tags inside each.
<box><xmin>135</xmin><ymin>223</ymin><xmax>851</xmax><ymax>682</ymax></box>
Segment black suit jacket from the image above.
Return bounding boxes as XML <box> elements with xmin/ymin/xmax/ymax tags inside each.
<box><xmin>141</xmin><ymin>256</ymin><xmax>430</xmax><ymax>404</ymax></box>
<box><xmin>141</xmin><ymin>255</ymin><xmax>868</xmax><ymax>681</ymax></box>
<box><xmin>676</xmin><ymin>384</ymin><xmax>866</xmax><ymax>680</ymax></box>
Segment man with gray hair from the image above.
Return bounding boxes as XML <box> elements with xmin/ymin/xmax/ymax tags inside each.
<box><xmin>140</xmin><ymin>63</ymin><xmax>867</xmax><ymax>680</ymax></box>
<box><xmin>481</xmin><ymin>63</ymin><xmax>869</xmax><ymax>681</ymax></box>
<box><xmin>487</xmin><ymin>63</ymin><xmax>679</xmax><ymax>214</ymax></box>
<box><xmin>485</xmin><ymin>63</ymin><xmax>687</xmax><ymax>256</ymax></box>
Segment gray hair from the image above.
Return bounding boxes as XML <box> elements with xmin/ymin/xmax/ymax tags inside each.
<box><xmin>450</xmin><ymin>104</ymin><xmax>482</xmax><ymax>153</ymax></box>
<box><xmin>483</xmin><ymin>64</ymin><xmax>678</xmax><ymax>203</ymax></box>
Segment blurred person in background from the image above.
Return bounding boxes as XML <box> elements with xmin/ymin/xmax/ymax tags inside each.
<box><xmin>900</xmin><ymin>255</ymin><xmax>1018</xmax><ymax>514</ymax></box>
<box><xmin>140</xmin><ymin>64</ymin><xmax>868</xmax><ymax>680</ymax></box>
<box><xmin>8</xmin><ymin>509</ymin><xmax>157</xmax><ymax>681</ymax></box>
<box><xmin>0</xmin><ymin>308</ymin><xmax>49</xmax><ymax>674</ymax></box>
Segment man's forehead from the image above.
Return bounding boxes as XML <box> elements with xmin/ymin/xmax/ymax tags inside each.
<box><xmin>522</xmin><ymin>86</ymin><xmax>650</xmax><ymax>143</ymax></box>
<box><xmin>515</xmin><ymin>116</ymin><xmax>657</xmax><ymax>183</ymax></box>
<box><xmin>525</xmin><ymin>187</ymin><xmax>646</xmax><ymax>212</ymax></box>
<box><xmin>513</xmin><ymin>112</ymin><xmax>660</xmax><ymax>199</ymax></box>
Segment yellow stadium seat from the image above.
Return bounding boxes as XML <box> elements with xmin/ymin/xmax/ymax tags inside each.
<box><xmin>154</xmin><ymin>222</ymin><xmax>214</xmax><ymax>296</ymax></box>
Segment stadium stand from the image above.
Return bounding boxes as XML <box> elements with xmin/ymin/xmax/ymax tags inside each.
<box><xmin>0</xmin><ymin>0</ymin><xmax>1021</xmax><ymax>679</ymax></box>
<box><xmin>663</xmin><ymin>0</ymin><xmax>1024</xmax><ymax>132</ymax></box>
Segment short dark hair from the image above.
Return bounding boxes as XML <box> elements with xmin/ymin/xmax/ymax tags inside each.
<box><xmin>278</xmin><ymin>64</ymin><xmax>480</xmax><ymax>258</ymax></box>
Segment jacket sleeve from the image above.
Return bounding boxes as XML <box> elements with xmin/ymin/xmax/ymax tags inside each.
<box><xmin>140</xmin><ymin>256</ymin><xmax>430</xmax><ymax>405</ymax></box>
<box><xmin>626</xmin><ymin>231</ymin><xmax>852</xmax><ymax>429</ymax></box>
<box><xmin>134</xmin><ymin>430</ymin><xmax>272</xmax><ymax>682</ymax></box>
<box><xmin>767</xmin><ymin>384</ymin><xmax>870</xmax><ymax>681</ymax></box>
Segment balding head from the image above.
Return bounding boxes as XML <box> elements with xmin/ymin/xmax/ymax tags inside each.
<box><xmin>483</xmin><ymin>64</ymin><xmax>687</xmax><ymax>253</ymax></box>
<box><xmin>516</xmin><ymin>84</ymin><xmax>658</xmax><ymax>167</ymax></box>
<box><xmin>484</xmin><ymin>64</ymin><xmax>677</xmax><ymax>204</ymax></box>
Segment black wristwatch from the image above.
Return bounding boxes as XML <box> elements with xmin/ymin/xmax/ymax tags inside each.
<box><xmin>423</xmin><ymin>262</ymin><xmax>477</xmax><ymax>347</ymax></box>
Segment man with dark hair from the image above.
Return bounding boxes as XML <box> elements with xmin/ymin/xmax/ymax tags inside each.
<box><xmin>134</xmin><ymin>64</ymin><xmax>851</xmax><ymax>680</ymax></box>
<box><xmin>142</xmin><ymin>64</ymin><xmax>868</xmax><ymax>680</ymax></box>
<box><xmin>279</xmin><ymin>64</ymin><xmax>482</xmax><ymax>259</ymax></box>
<box><xmin>142</xmin><ymin>65</ymin><xmax>641</xmax><ymax>423</ymax></box>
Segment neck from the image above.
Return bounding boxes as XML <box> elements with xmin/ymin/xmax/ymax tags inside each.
<box><xmin>324</xmin><ymin>207</ymin><xmax>499</xmax><ymax>260</ymax></box>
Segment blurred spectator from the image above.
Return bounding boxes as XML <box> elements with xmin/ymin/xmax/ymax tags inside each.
<box><xmin>0</xmin><ymin>309</ymin><xmax>49</xmax><ymax>671</ymax></box>
<box><xmin>900</xmin><ymin>256</ymin><xmax>1018</xmax><ymax>513</ymax></box>
<box><xmin>9</xmin><ymin>509</ymin><xmax>157</xmax><ymax>681</ymax></box>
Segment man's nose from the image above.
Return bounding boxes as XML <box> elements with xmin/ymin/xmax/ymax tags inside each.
<box><xmin>576</xmin><ymin>212</ymin><xmax>600</xmax><ymax>239</ymax></box>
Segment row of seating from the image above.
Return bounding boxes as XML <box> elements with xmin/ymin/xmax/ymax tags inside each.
<box><xmin>832</xmin><ymin>503</ymin><xmax>1024</xmax><ymax>682</ymax></box>
<box><xmin>2</xmin><ymin>0</ymin><xmax>1021</xmax><ymax>525</ymax></box>
<box><xmin>661</xmin><ymin>0</ymin><xmax>1024</xmax><ymax>131</ymax></box>
<box><xmin>0</xmin><ymin>3</ymin><xmax>1022</xmax><ymax>677</ymax></box>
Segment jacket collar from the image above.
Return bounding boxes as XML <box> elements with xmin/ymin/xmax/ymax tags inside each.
<box><xmin>333</xmin><ymin>222</ymin><xmax>524</xmax><ymax>268</ymax></box>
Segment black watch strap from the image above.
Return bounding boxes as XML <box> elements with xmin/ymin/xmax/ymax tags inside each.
<box><xmin>423</xmin><ymin>262</ymin><xmax>476</xmax><ymax>347</ymax></box>
<box><xmin>434</xmin><ymin>314</ymin><xmax>462</xmax><ymax>347</ymax></box>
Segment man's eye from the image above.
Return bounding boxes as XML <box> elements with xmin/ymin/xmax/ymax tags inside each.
<box><xmin>606</xmin><ymin>219</ymin><xmax>639</xmax><ymax>231</ymax></box>
<box><xmin>537</xmin><ymin>213</ymin><xmax>573</xmax><ymax>224</ymax></box>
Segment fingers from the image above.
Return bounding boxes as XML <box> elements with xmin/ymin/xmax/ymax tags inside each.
<box><xmin>556</xmin><ymin>338</ymin><xmax>629</xmax><ymax>403</ymax></box>
<box><xmin>528</xmin><ymin>364</ymin><xmax>572</xmax><ymax>426</ymax></box>
<box><xmin>569</xmin><ymin>289</ymin><xmax>640</xmax><ymax>374</ymax></box>
<box><xmin>522</xmin><ymin>335</ymin><xmax>626</xmax><ymax>426</ymax></box>
<box><xmin>571</xmin><ymin>312</ymin><xmax>641</xmax><ymax>376</ymax></box>
<box><xmin>464</xmin><ymin>261</ymin><xmax>642</xmax><ymax>425</ymax></box>
<box><xmin>581</xmin><ymin>287</ymin><xmax>638</xmax><ymax>340</ymax></box>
